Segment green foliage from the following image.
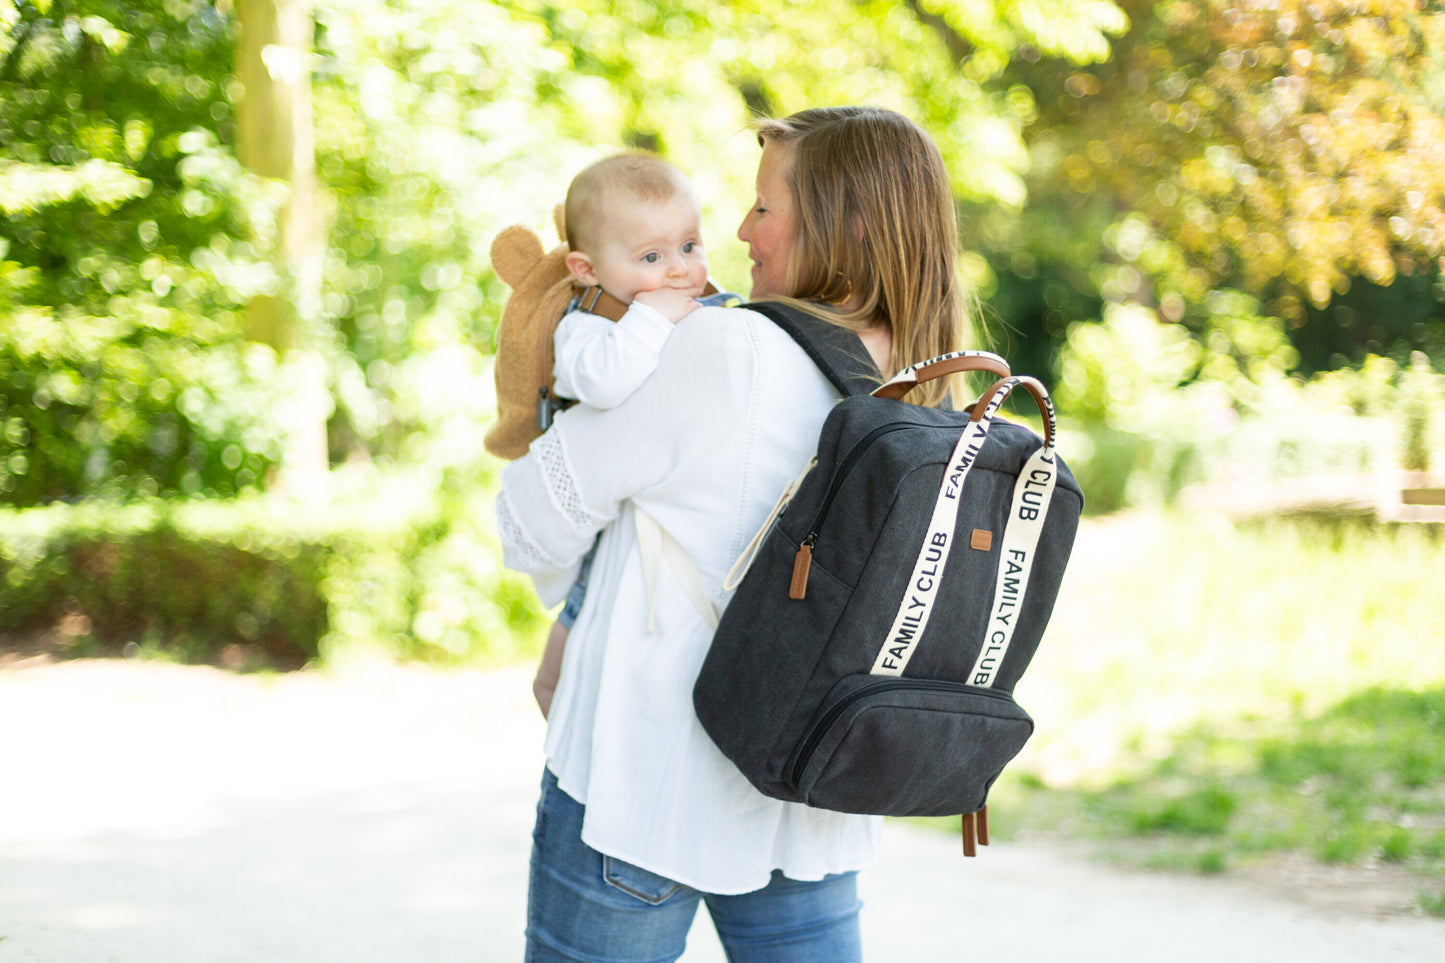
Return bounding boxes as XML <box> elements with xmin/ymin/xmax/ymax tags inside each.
<box><xmin>1121</xmin><ymin>783</ymin><xmax>1239</xmax><ymax>837</ymax></box>
<box><xmin>1061</xmin><ymin>685</ymin><xmax>1445</xmax><ymax>888</ymax></box>
<box><xmin>1257</xmin><ymin>687</ymin><xmax>1445</xmax><ymax>793</ymax></box>
<box><xmin>1400</xmin><ymin>350</ymin><xmax>1442</xmax><ymax>472</ymax></box>
<box><xmin>0</xmin><ymin>497</ymin><xmax>328</xmax><ymax>665</ymax></box>
<box><xmin>1054</xmin><ymin>292</ymin><xmax>1445</xmax><ymax>512</ymax></box>
<box><xmin>0</xmin><ymin>1</ymin><xmax>284</xmax><ymax>505</ymax></box>
<box><xmin>1010</xmin><ymin>0</ymin><xmax>1445</xmax><ymax>321</ymax></box>
<box><xmin>303</xmin><ymin>0</ymin><xmax>1130</xmax><ymax>465</ymax></box>
<box><xmin>993</xmin><ymin>511</ymin><xmax>1445</xmax><ymax>797</ymax></box>
<box><xmin>0</xmin><ymin>467</ymin><xmax>551</xmax><ymax>667</ymax></box>
<box><xmin>1052</xmin><ymin>298</ymin><xmax>1239</xmax><ymax>510</ymax></box>
<box><xmin>5</xmin><ymin>0</ymin><xmax>1444</xmax><ymax>514</ymax></box>
<box><xmin>966</xmin><ymin>0</ymin><xmax>1445</xmax><ymax>469</ymax></box>
<box><xmin>916</xmin><ymin>512</ymin><xmax>1445</xmax><ymax>908</ymax></box>
<box><xmin>305</xmin><ymin>0</ymin><xmax>607</xmax><ymax>463</ymax></box>
<box><xmin>970</xmin><ymin>512</ymin><xmax>1445</xmax><ymax>907</ymax></box>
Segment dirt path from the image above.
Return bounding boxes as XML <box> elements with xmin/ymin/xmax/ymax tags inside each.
<box><xmin>2</xmin><ymin>658</ymin><xmax>1442</xmax><ymax>961</ymax></box>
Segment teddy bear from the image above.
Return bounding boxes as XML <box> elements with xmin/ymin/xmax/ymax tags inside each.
<box><xmin>483</xmin><ymin>207</ymin><xmax>713</xmax><ymax>459</ymax></box>
<box><xmin>483</xmin><ymin>206</ymin><xmax>581</xmax><ymax>461</ymax></box>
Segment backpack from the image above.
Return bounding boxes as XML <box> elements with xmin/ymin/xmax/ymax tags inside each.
<box><xmin>692</xmin><ymin>302</ymin><xmax>1084</xmax><ymax>855</ymax></box>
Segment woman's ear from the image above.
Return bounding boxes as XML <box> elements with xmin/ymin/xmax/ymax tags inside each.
<box><xmin>565</xmin><ymin>251</ymin><xmax>598</xmax><ymax>287</ymax></box>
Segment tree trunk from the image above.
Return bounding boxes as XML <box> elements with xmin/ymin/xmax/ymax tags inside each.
<box><xmin>237</xmin><ymin>0</ymin><xmax>330</xmax><ymax>493</ymax></box>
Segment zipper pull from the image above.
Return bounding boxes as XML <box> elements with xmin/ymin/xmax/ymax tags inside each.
<box><xmin>789</xmin><ymin>534</ymin><xmax>816</xmax><ymax>599</ymax></box>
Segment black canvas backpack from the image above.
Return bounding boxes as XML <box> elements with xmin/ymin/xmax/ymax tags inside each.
<box><xmin>692</xmin><ymin>302</ymin><xmax>1084</xmax><ymax>854</ymax></box>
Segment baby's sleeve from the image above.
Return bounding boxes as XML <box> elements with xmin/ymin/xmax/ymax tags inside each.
<box><xmin>552</xmin><ymin>303</ymin><xmax>674</xmax><ymax>408</ymax></box>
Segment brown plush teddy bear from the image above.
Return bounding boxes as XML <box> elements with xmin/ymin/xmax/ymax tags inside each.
<box><xmin>483</xmin><ymin>207</ymin><xmax>703</xmax><ymax>460</ymax></box>
<box><xmin>483</xmin><ymin>207</ymin><xmax>582</xmax><ymax>461</ymax></box>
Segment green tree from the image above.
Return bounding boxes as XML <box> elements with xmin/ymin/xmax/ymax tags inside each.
<box><xmin>304</xmin><ymin>0</ymin><xmax>1130</xmax><ymax>467</ymax></box>
<box><xmin>0</xmin><ymin>0</ymin><xmax>283</xmax><ymax>505</ymax></box>
<box><xmin>236</xmin><ymin>0</ymin><xmax>329</xmax><ymax>490</ymax></box>
<box><xmin>998</xmin><ymin>0</ymin><xmax>1445</xmax><ymax>373</ymax></box>
<box><xmin>3</xmin><ymin>0</ymin><xmax>1151</xmax><ymax>496</ymax></box>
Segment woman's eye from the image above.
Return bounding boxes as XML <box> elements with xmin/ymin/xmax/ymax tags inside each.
<box><xmin>643</xmin><ymin>252</ymin><xmax>660</xmax><ymax>263</ymax></box>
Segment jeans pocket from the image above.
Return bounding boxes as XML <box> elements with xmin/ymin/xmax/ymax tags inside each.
<box><xmin>602</xmin><ymin>855</ymin><xmax>689</xmax><ymax>906</ymax></box>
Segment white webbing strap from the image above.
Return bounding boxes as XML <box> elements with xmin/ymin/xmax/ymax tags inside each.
<box><xmin>723</xmin><ymin>456</ymin><xmax>816</xmax><ymax>591</ymax></box>
<box><xmin>869</xmin><ymin>390</ymin><xmax>1006</xmax><ymax>676</ymax></box>
<box><xmin>635</xmin><ymin>508</ymin><xmax>719</xmax><ymax>631</ymax></box>
<box><xmin>870</xmin><ymin>376</ymin><xmax>1058</xmax><ymax>682</ymax></box>
<box><xmin>967</xmin><ymin>443</ymin><xmax>1056</xmax><ymax>687</ymax></box>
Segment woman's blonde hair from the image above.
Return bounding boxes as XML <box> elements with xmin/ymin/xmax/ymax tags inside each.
<box><xmin>755</xmin><ymin>107</ymin><xmax>976</xmax><ymax>407</ymax></box>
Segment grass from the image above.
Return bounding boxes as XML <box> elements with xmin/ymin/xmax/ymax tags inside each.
<box><xmin>955</xmin><ymin>511</ymin><xmax>1445</xmax><ymax>913</ymax></box>
<box><xmin>1422</xmin><ymin>885</ymin><xmax>1445</xmax><ymax>917</ymax></box>
<box><xmin>1002</xmin><ymin>685</ymin><xmax>1445</xmax><ymax>882</ymax></box>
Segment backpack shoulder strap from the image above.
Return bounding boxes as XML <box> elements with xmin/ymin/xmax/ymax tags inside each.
<box><xmin>745</xmin><ymin>301</ymin><xmax>880</xmax><ymax>398</ymax></box>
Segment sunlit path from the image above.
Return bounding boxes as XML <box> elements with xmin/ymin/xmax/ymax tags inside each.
<box><xmin>2</xmin><ymin>656</ymin><xmax>1442</xmax><ymax>962</ymax></box>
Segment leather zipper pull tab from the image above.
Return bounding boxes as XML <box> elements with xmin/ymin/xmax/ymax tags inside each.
<box><xmin>789</xmin><ymin>540</ymin><xmax>814</xmax><ymax>599</ymax></box>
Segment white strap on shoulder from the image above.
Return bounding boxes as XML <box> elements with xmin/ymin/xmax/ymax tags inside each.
<box><xmin>635</xmin><ymin>508</ymin><xmax>719</xmax><ymax>631</ymax></box>
<box><xmin>723</xmin><ymin>456</ymin><xmax>817</xmax><ymax>591</ymax></box>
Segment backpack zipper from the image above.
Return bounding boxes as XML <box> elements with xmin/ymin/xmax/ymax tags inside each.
<box><xmin>789</xmin><ymin>420</ymin><xmax>938</xmax><ymax>599</ymax></box>
<box><xmin>787</xmin><ymin>678</ymin><xmax>1016</xmax><ymax>789</ymax></box>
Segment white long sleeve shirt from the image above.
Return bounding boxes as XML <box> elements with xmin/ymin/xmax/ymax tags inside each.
<box><xmin>552</xmin><ymin>301</ymin><xmax>673</xmax><ymax>408</ymax></box>
<box><xmin>496</xmin><ymin>304</ymin><xmax>882</xmax><ymax>894</ymax></box>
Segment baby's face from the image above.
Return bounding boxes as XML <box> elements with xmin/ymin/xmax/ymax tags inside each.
<box><xmin>581</xmin><ymin>191</ymin><xmax>708</xmax><ymax>305</ymax></box>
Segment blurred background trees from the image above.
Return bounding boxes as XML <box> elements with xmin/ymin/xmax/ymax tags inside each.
<box><xmin>1</xmin><ymin>0</ymin><xmax>281</xmax><ymax>504</ymax></box>
<box><xmin>2</xmin><ymin>0</ymin><xmax>1442</xmax><ymax>661</ymax></box>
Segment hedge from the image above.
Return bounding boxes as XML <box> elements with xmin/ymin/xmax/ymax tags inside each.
<box><xmin>0</xmin><ymin>471</ymin><xmax>550</xmax><ymax>668</ymax></box>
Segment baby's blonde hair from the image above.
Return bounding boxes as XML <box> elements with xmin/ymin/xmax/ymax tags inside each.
<box><xmin>564</xmin><ymin>153</ymin><xmax>693</xmax><ymax>255</ymax></box>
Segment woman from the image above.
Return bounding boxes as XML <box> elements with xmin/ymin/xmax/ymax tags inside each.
<box><xmin>496</xmin><ymin>106</ymin><xmax>972</xmax><ymax>961</ymax></box>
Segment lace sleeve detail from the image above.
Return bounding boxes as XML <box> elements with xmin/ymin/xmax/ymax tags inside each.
<box><xmin>533</xmin><ymin>429</ymin><xmax>608</xmax><ymax>536</ymax></box>
<box><xmin>495</xmin><ymin>489</ymin><xmax>556</xmax><ymax>572</ymax></box>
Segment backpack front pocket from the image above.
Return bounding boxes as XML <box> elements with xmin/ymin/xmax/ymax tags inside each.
<box><xmin>786</xmin><ymin>673</ymin><xmax>1034</xmax><ymax>818</ymax></box>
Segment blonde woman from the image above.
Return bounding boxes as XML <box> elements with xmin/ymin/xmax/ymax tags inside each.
<box><xmin>497</xmin><ymin>106</ymin><xmax>973</xmax><ymax>962</ymax></box>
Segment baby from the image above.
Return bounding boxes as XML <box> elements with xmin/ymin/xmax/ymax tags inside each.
<box><xmin>533</xmin><ymin>153</ymin><xmax>730</xmax><ymax>716</ymax></box>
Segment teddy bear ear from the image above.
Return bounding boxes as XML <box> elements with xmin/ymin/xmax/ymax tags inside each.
<box><xmin>490</xmin><ymin>225</ymin><xmax>544</xmax><ymax>287</ymax></box>
<box><xmin>552</xmin><ymin>204</ymin><xmax>567</xmax><ymax>247</ymax></box>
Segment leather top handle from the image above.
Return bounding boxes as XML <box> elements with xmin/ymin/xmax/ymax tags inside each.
<box><xmin>971</xmin><ymin>374</ymin><xmax>1057</xmax><ymax>448</ymax></box>
<box><xmin>871</xmin><ymin>350</ymin><xmax>1011</xmax><ymax>402</ymax></box>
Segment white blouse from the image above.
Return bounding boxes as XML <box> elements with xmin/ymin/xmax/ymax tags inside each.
<box><xmin>496</xmin><ymin>303</ymin><xmax>882</xmax><ymax>895</ymax></box>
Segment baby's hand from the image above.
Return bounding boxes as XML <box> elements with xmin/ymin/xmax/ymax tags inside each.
<box><xmin>634</xmin><ymin>288</ymin><xmax>701</xmax><ymax>324</ymax></box>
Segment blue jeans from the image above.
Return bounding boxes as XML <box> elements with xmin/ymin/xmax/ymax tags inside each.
<box><xmin>525</xmin><ymin>769</ymin><xmax>863</xmax><ymax>962</ymax></box>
